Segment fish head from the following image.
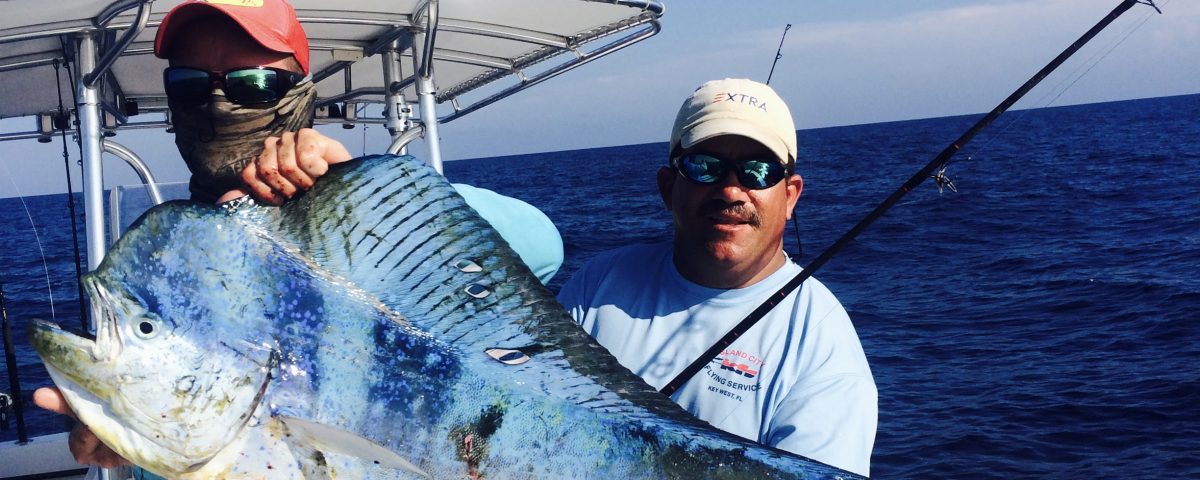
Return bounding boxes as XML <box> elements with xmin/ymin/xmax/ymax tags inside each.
<box><xmin>30</xmin><ymin>203</ymin><xmax>281</xmax><ymax>475</ymax></box>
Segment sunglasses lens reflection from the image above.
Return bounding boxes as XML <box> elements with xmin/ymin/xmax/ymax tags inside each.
<box><xmin>225</xmin><ymin>69</ymin><xmax>281</xmax><ymax>104</ymax></box>
<box><xmin>679</xmin><ymin>154</ymin><xmax>725</xmax><ymax>184</ymax></box>
<box><xmin>164</xmin><ymin>67</ymin><xmax>300</xmax><ymax>106</ymax></box>
<box><xmin>163</xmin><ymin>68</ymin><xmax>211</xmax><ymax>105</ymax></box>
<box><xmin>676</xmin><ymin>154</ymin><xmax>786</xmax><ymax>190</ymax></box>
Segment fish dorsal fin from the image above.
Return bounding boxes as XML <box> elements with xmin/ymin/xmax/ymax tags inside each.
<box><xmin>256</xmin><ymin>156</ymin><xmax>694</xmax><ymax>426</ymax></box>
<box><xmin>278</xmin><ymin>416</ymin><xmax>429</xmax><ymax>479</ymax></box>
<box><xmin>270</xmin><ymin>155</ymin><xmax>545</xmax><ymax>348</ymax></box>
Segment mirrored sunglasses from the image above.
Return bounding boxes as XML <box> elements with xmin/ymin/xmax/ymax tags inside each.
<box><xmin>163</xmin><ymin>66</ymin><xmax>305</xmax><ymax>106</ymax></box>
<box><xmin>672</xmin><ymin>153</ymin><xmax>789</xmax><ymax>190</ymax></box>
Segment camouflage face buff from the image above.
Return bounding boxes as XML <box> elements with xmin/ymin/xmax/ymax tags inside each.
<box><xmin>169</xmin><ymin>79</ymin><xmax>316</xmax><ymax>203</ymax></box>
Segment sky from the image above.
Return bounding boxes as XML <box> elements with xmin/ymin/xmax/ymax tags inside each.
<box><xmin>0</xmin><ymin>0</ymin><xmax>1197</xmax><ymax>198</ymax></box>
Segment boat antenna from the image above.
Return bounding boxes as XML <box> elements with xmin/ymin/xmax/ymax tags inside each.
<box><xmin>660</xmin><ymin>0</ymin><xmax>1160</xmax><ymax>397</ymax></box>
<box><xmin>765</xmin><ymin>24</ymin><xmax>791</xmax><ymax>86</ymax></box>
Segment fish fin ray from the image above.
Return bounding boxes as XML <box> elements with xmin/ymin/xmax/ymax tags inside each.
<box><xmin>278</xmin><ymin>416</ymin><xmax>430</xmax><ymax>479</ymax></box>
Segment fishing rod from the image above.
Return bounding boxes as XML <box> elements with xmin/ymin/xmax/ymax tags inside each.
<box><xmin>53</xmin><ymin>53</ymin><xmax>90</xmax><ymax>333</ymax></box>
<box><xmin>2</xmin><ymin>274</ymin><xmax>29</xmax><ymax>442</ymax></box>
<box><xmin>661</xmin><ymin>0</ymin><xmax>1160</xmax><ymax>397</ymax></box>
<box><xmin>766</xmin><ymin>24</ymin><xmax>792</xmax><ymax>85</ymax></box>
<box><xmin>763</xmin><ymin>23</ymin><xmax>806</xmax><ymax>256</ymax></box>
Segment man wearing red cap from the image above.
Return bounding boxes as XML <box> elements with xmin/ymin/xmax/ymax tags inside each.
<box><xmin>34</xmin><ymin>0</ymin><xmax>563</xmax><ymax>472</ymax></box>
<box><xmin>36</xmin><ymin>1</ymin><xmax>339</xmax><ymax>469</ymax></box>
<box><xmin>155</xmin><ymin>0</ymin><xmax>347</xmax><ymax>205</ymax></box>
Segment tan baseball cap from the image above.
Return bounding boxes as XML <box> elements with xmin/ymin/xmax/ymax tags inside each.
<box><xmin>670</xmin><ymin>78</ymin><xmax>797</xmax><ymax>165</ymax></box>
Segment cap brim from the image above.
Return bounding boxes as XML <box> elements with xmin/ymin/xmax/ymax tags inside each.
<box><xmin>679</xmin><ymin>118</ymin><xmax>792</xmax><ymax>164</ymax></box>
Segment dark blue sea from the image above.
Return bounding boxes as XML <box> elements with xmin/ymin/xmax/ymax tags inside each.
<box><xmin>2</xmin><ymin>94</ymin><xmax>1197</xmax><ymax>478</ymax></box>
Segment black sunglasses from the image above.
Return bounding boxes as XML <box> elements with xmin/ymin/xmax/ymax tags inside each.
<box><xmin>671</xmin><ymin>153</ymin><xmax>790</xmax><ymax>190</ymax></box>
<box><xmin>163</xmin><ymin>66</ymin><xmax>305</xmax><ymax>106</ymax></box>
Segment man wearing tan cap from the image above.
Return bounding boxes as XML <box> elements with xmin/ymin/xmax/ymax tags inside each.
<box><xmin>558</xmin><ymin>78</ymin><xmax>877</xmax><ymax>476</ymax></box>
<box><xmin>34</xmin><ymin>0</ymin><xmax>562</xmax><ymax>472</ymax></box>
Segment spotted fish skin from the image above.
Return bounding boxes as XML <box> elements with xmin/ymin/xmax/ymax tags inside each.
<box><xmin>31</xmin><ymin>155</ymin><xmax>862</xmax><ymax>479</ymax></box>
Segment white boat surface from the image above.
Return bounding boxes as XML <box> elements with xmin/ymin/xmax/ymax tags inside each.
<box><xmin>0</xmin><ymin>1</ymin><xmax>664</xmax><ymax>478</ymax></box>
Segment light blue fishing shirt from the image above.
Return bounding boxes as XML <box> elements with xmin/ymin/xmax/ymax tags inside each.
<box><xmin>454</xmin><ymin>183</ymin><xmax>563</xmax><ymax>284</ymax></box>
<box><xmin>557</xmin><ymin>242</ymin><xmax>877</xmax><ymax>476</ymax></box>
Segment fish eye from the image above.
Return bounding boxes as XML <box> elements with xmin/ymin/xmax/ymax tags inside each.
<box><xmin>134</xmin><ymin>319</ymin><xmax>160</xmax><ymax>339</ymax></box>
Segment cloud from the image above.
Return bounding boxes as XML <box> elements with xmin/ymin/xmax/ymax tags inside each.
<box><xmin>754</xmin><ymin>0</ymin><xmax>1199</xmax><ymax>127</ymax></box>
<box><xmin>4</xmin><ymin>0</ymin><xmax>1195</xmax><ymax>195</ymax></box>
<box><xmin>434</xmin><ymin>0</ymin><xmax>1199</xmax><ymax>160</ymax></box>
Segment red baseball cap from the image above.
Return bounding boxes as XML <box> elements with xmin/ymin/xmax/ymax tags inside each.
<box><xmin>154</xmin><ymin>0</ymin><xmax>310</xmax><ymax>74</ymax></box>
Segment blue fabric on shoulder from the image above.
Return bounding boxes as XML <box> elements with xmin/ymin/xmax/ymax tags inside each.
<box><xmin>452</xmin><ymin>183</ymin><xmax>563</xmax><ymax>285</ymax></box>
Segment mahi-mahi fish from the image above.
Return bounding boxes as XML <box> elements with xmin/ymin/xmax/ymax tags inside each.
<box><xmin>31</xmin><ymin>155</ymin><xmax>862</xmax><ymax>479</ymax></box>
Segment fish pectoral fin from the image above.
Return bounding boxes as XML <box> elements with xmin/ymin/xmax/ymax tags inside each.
<box><xmin>278</xmin><ymin>416</ymin><xmax>429</xmax><ymax>479</ymax></box>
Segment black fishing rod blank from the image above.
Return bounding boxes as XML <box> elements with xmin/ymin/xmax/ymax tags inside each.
<box><xmin>1</xmin><ymin>275</ymin><xmax>29</xmax><ymax>442</ymax></box>
<box><xmin>766</xmin><ymin>24</ymin><xmax>791</xmax><ymax>85</ymax></box>
<box><xmin>661</xmin><ymin>0</ymin><xmax>1159</xmax><ymax>397</ymax></box>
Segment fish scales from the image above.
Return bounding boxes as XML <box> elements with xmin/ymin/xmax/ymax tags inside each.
<box><xmin>31</xmin><ymin>155</ymin><xmax>862</xmax><ymax>479</ymax></box>
<box><xmin>285</xmin><ymin>159</ymin><xmax>673</xmax><ymax>412</ymax></box>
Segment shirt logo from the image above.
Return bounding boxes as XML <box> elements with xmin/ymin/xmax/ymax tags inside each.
<box><xmin>702</xmin><ymin>349</ymin><xmax>765</xmax><ymax>402</ymax></box>
<box><xmin>712</xmin><ymin>92</ymin><xmax>769</xmax><ymax>112</ymax></box>
<box><xmin>718</xmin><ymin>357</ymin><xmax>759</xmax><ymax>378</ymax></box>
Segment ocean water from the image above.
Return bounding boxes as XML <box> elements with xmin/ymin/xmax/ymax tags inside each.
<box><xmin>1</xmin><ymin>94</ymin><xmax>1197</xmax><ymax>478</ymax></box>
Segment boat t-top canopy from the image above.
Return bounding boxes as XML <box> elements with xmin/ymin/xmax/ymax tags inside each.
<box><xmin>1</xmin><ymin>0</ymin><xmax>663</xmax><ymax>151</ymax></box>
<box><xmin>0</xmin><ymin>0</ymin><xmax>663</xmax><ymax>270</ymax></box>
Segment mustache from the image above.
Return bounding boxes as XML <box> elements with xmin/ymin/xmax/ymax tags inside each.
<box><xmin>699</xmin><ymin>200</ymin><xmax>761</xmax><ymax>228</ymax></box>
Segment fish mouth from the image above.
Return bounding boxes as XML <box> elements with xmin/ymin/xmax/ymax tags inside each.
<box><xmin>29</xmin><ymin>319</ymin><xmax>94</xmax><ymax>348</ymax></box>
<box><xmin>29</xmin><ymin>319</ymin><xmax>100</xmax><ymax>382</ymax></box>
<box><xmin>30</xmin><ymin>275</ymin><xmax>269</xmax><ymax>474</ymax></box>
<box><xmin>29</xmin><ymin>274</ymin><xmax>126</xmax><ymax>418</ymax></box>
<box><xmin>27</xmin><ymin>278</ymin><xmax>181</xmax><ymax>473</ymax></box>
<box><xmin>30</xmin><ymin>275</ymin><xmax>122</xmax><ymax>368</ymax></box>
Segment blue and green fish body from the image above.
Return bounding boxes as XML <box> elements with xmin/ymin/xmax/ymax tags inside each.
<box><xmin>31</xmin><ymin>155</ymin><xmax>861</xmax><ymax>479</ymax></box>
